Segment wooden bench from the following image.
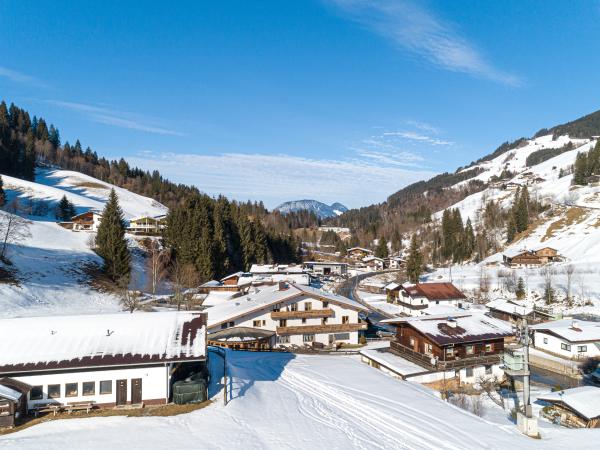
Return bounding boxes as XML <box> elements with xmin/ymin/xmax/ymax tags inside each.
<box><xmin>66</xmin><ymin>401</ymin><xmax>95</xmax><ymax>414</ymax></box>
<box><xmin>32</xmin><ymin>403</ymin><xmax>62</xmax><ymax>417</ymax></box>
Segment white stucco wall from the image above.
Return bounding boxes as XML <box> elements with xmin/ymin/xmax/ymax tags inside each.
<box><xmin>533</xmin><ymin>331</ymin><xmax>600</xmax><ymax>359</ymax></box>
<box><xmin>14</xmin><ymin>365</ymin><xmax>168</xmax><ymax>408</ymax></box>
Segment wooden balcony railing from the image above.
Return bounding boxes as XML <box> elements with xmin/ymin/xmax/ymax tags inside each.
<box><xmin>390</xmin><ymin>341</ymin><xmax>501</xmax><ymax>370</ymax></box>
<box><xmin>276</xmin><ymin>322</ymin><xmax>367</xmax><ymax>336</ymax></box>
<box><xmin>271</xmin><ymin>309</ymin><xmax>334</xmax><ymax>320</ymax></box>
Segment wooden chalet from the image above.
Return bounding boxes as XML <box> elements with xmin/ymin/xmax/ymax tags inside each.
<box><xmin>538</xmin><ymin>386</ymin><xmax>600</xmax><ymax>428</ymax></box>
<box><xmin>383</xmin><ymin>314</ymin><xmax>514</xmax><ymax>372</ymax></box>
<box><xmin>0</xmin><ymin>378</ymin><xmax>30</xmax><ymax>429</ymax></box>
<box><xmin>503</xmin><ymin>247</ymin><xmax>560</xmax><ymax>268</ymax></box>
<box><xmin>486</xmin><ymin>299</ymin><xmax>553</xmax><ymax>325</ymax></box>
<box><xmin>126</xmin><ymin>214</ymin><xmax>166</xmax><ymax>235</ymax></box>
<box><xmin>71</xmin><ymin>210</ymin><xmax>102</xmax><ymax>232</ymax></box>
<box><xmin>346</xmin><ymin>247</ymin><xmax>373</xmax><ymax>260</ymax></box>
<box><xmin>395</xmin><ymin>282</ymin><xmax>467</xmax><ymax>316</ymax></box>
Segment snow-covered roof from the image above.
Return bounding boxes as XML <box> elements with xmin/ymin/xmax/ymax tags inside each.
<box><xmin>403</xmin><ymin>283</ymin><xmax>467</xmax><ymax>301</ymax></box>
<box><xmin>0</xmin><ymin>312</ymin><xmax>207</xmax><ymax>373</ymax></box>
<box><xmin>347</xmin><ymin>247</ymin><xmax>372</xmax><ymax>253</ymax></box>
<box><xmin>303</xmin><ymin>261</ymin><xmax>348</xmax><ymax>267</ymax></box>
<box><xmin>383</xmin><ymin>314</ymin><xmax>513</xmax><ymax>345</ymax></box>
<box><xmin>486</xmin><ymin>299</ymin><xmax>533</xmax><ymax>317</ymax></box>
<box><xmin>200</xmin><ymin>280</ymin><xmax>223</xmax><ymax>288</ymax></box>
<box><xmin>249</xmin><ymin>264</ymin><xmax>305</xmax><ymax>274</ymax></box>
<box><xmin>531</xmin><ymin>318</ymin><xmax>600</xmax><ymax>343</ymax></box>
<box><xmin>384</xmin><ymin>282</ymin><xmax>401</xmax><ymax>291</ymax></box>
<box><xmin>362</xmin><ymin>256</ymin><xmax>384</xmax><ymax>263</ymax></box>
<box><xmin>0</xmin><ymin>384</ymin><xmax>22</xmax><ymax>402</ymax></box>
<box><xmin>537</xmin><ymin>386</ymin><xmax>600</xmax><ymax>420</ymax></box>
<box><xmin>221</xmin><ymin>271</ymin><xmax>245</xmax><ymax>281</ymax></box>
<box><xmin>206</xmin><ymin>283</ymin><xmax>366</xmax><ymax>328</ymax></box>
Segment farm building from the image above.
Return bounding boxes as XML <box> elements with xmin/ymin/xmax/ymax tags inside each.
<box><xmin>538</xmin><ymin>386</ymin><xmax>600</xmax><ymax>428</ymax></box>
<box><xmin>531</xmin><ymin>319</ymin><xmax>600</xmax><ymax>359</ymax></box>
<box><xmin>303</xmin><ymin>261</ymin><xmax>348</xmax><ymax>277</ymax></box>
<box><xmin>503</xmin><ymin>247</ymin><xmax>560</xmax><ymax>268</ymax></box>
<box><xmin>205</xmin><ymin>282</ymin><xmax>367</xmax><ymax>349</ymax></box>
<box><xmin>0</xmin><ymin>312</ymin><xmax>207</xmax><ymax>416</ymax></box>
<box><xmin>346</xmin><ymin>247</ymin><xmax>373</xmax><ymax>260</ymax></box>
<box><xmin>362</xmin><ymin>256</ymin><xmax>384</xmax><ymax>270</ymax></box>
<box><xmin>0</xmin><ymin>379</ymin><xmax>30</xmax><ymax>429</ymax></box>
<box><xmin>485</xmin><ymin>299</ymin><xmax>553</xmax><ymax>325</ymax></box>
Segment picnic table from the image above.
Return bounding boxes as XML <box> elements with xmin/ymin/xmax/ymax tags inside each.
<box><xmin>66</xmin><ymin>401</ymin><xmax>96</xmax><ymax>414</ymax></box>
<box><xmin>32</xmin><ymin>402</ymin><xmax>62</xmax><ymax>417</ymax></box>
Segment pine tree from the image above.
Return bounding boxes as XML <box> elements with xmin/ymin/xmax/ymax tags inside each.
<box><xmin>375</xmin><ymin>236</ymin><xmax>388</xmax><ymax>258</ymax></box>
<box><xmin>543</xmin><ymin>284</ymin><xmax>555</xmax><ymax>304</ymax></box>
<box><xmin>515</xmin><ymin>277</ymin><xmax>526</xmax><ymax>300</ymax></box>
<box><xmin>56</xmin><ymin>195</ymin><xmax>75</xmax><ymax>221</ymax></box>
<box><xmin>406</xmin><ymin>234</ymin><xmax>423</xmax><ymax>283</ymax></box>
<box><xmin>516</xmin><ymin>186</ymin><xmax>530</xmax><ymax>233</ymax></box>
<box><xmin>573</xmin><ymin>152</ymin><xmax>588</xmax><ymax>185</ymax></box>
<box><xmin>96</xmin><ymin>189</ymin><xmax>131</xmax><ymax>282</ymax></box>
<box><xmin>391</xmin><ymin>230</ymin><xmax>402</xmax><ymax>254</ymax></box>
<box><xmin>464</xmin><ymin>218</ymin><xmax>475</xmax><ymax>259</ymax></box>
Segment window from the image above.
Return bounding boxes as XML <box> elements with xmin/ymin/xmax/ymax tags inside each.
<box><xmin>221</xmin><ymin>323</ymin><xmax>227</xmax><ymax>330</ymax></box>
<box><xmin>47</xmin><ymin>384</ymin><xmax>61</xmax><ymax>399</ymax></box>
<box><xmin>424</xmin><ymin>343</ymin><xmax>433</xmax><ymax>355</ymax></box>
<box><xmin>485</xmin><ymin>343</ymin><xmax>493</xmax><ymax>352</ymax></box>
<box><xmin>321</xmin><ymin>317</ymin><xmax>328</xmax><ymax>325</ymax></box>
<box><xmin>561</xmin><ymin>343</ymin><xmax>571</xmax><ymax>351</ymax></box>
<box><xmin>334</xmin><ymin>333</ymin><xmax>350</xmax><ymax>341</ymax></box>
<box><xmin>276</xmin><ymin>335</ymin><xmax>290</xmax><ymax>344</ymax></box>
<box><xmin>304</xmin><ymin>302</ymin><xmax>312</xmax><ymax>311</ymax></box>
<box><xmin>253</xmin><ymin>320</ymin><xmax>262</xmax><ymax>327</ymax></box>
<box><xmin>485</xmin><ymin>365</ymin><xmax>493</xmax><ymax>375</ymax></box>
<box><xmin>436</xmin><ymin>301</ymin><xmax>440</xmax><ymax>305</ymax></box>
<box><xmin>279</xmin><ymin>319</ymin><xmax>287</xmax><ymax>327</ymax></box>
<box><xmin>82</xmin><ymin>382</ymin><xmax>95</xmax><ymax>396</ymax></box>
<box><xmin>445</xmin><ymin>347</ymin><xmax>454</xmax><ymax>356</ymax></box>
<box><xmin>99</xmin><ymin>380</ymin><xmax>112</xmax><ymax>395</ymax></box>
<box><xmin>272</xmin><ymin>304</ymin><xmax>281</xmax><ymax>312</ymax></box>
<box><xmin>228</xmin><ymin>321</ymin><xmax>234</xmax><ymax>328</ymax></box>
<box><xmin>466</xmin><ymin>345</ymin><xmax>474</xmax><ymax>355</ymax></box>
<box><xmin>30</xmin><ymin>386</ymin><xmax>43</xmax><ymax>400</ymax></box>
<box><xmin>577</xmin><ymin>345</ymin><xmax>587</xmax><ymax>353</ymax></box>
<box><xmin>262</xmin><ymin>320</ymin><xmax>266</xmax><ymax>326</ymax></box>
<box><xmin>409</xmin><ymin>337</ymin><xmax>415</xmax><ymax>346</ymax></box>
<box><xmin>303</xmin><ymin>334</ymin><xmax>315</xmax><ymax>343</ymax></box>
<box><xmin>65</xmin><ymin>383</ymin><xmax>78</xmax><ymax>397</ymax></box>
<box><xmin>543</xmin><ymin>337</ymin><xmax>548</xmax><ymax>344</ymax></box>
<box><xmin>465</xmin><ymin>367</ymin><xmax>474</xmax><ymax>377</ymax></box>
<box><xmin>322</xmin><ymin>301</ymin><xmax>329</xmax><ymax>308</ymax></box>
<box><xmin>342</xmin><ymin>316</ymin><xmax>349</xmax><ymax>324</ymax></box>
<box><xmin>290</xmin><ymin>303</ymin><xmax>298</xmax><ymax>312</ymax></box>
<box><xmin>301</xmin><ymin>318</ymin><xmax>307</xmax><ymax>324</ymax></box>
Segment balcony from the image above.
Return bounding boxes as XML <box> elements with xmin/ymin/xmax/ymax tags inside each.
<box><xmin>276</xmin><ymin>322</ymin><xmax>367</xmax><ymax>336</ymax></box>
<box><xmin>390</xmin><ymin>341</ymin><xmax>501</xmax><ymax>371</ymax></box>
<box><xmin>271</xmin><ymin>309</ymin><xmax>334</xmax><ymax>320</ymax></box>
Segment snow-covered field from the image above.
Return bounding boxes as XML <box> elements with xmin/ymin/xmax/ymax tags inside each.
<box><xmin>4</xmin><ymin>349</ymin><xmax>594</xmax><ymax>450</ymax></box>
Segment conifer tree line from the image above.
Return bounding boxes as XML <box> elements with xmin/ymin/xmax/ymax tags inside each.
<box><xmin>440</xmin><ymin>208</ymin><xmax>475</xmax><ymax>263</ymax></box>
<box><xmin>572</xmin><ymin>140</ymin><xmax>600</xmax><ymax>185</ymax></box>
<box><xmin>0</xmin><ymin>101</ymin><xmax>301</xmax><ymax>277</ymax></box>
<box><xmin>506</xmin><ymin>186</ymin><xmax>538</xmax><ymax>243</ymax></box>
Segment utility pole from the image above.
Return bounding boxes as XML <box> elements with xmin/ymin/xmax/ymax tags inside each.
<box><xmin>522</xmin><ymin>319</ymin><xmax>531</xmax><ymax>417</ymax></box>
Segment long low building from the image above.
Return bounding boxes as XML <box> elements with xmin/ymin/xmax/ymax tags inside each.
<box><xmin>0</xmin><ymin>312</ymin><xmax>207</xmax><ymax>412</ymax></box>
<box><xmin>531</xmin><ymin>318</ymin><xmax>600</xmax><ymax>359</ymax></box>
<box><xmin>205</xmin><ymin>282</ymin><xmax>368</xmax><ymax>348</ymax></box>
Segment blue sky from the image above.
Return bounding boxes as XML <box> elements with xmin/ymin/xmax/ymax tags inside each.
<box><xmin>2</xmin><ymin>0</ymin><xmax>600</xmax><ymax>208</ymax></box>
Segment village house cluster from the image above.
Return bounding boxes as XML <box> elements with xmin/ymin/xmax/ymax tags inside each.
<box><xmin>65</xmin><ymin>209</ymin><xmax>167</xmax><ymax>235</ymax></box>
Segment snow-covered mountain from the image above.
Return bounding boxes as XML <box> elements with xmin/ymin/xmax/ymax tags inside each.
<box><xmin>0</xmin><ymin>168</ymin><xmax>168</xmax><ymax>319</ymax></box>
<box><xmin>274</xmin><ymin>199</ymin><xmax>348</xmax><ymax>219</ymax></box>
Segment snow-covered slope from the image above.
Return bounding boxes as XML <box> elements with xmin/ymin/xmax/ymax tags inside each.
<box><xmin>1</xmin><ymin>350</ymin><xmax>579</xmax><ymax>450</ymax></box>
<box><xmin>275</xmin><ymin>199</ymin><xmax>348</xmax><ymax>219</ymax></box>
<box><xmin>3</xmin><ymin>168</ymin><xmax>167</xmax><ymax>219</ymax></box>
<box><xmin>0</xmin><ymin>168</ymin><xmax>168</xmax><ymax>318</ymax></box>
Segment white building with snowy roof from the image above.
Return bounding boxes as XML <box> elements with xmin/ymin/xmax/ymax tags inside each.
<box><xmin>205</xmin><ymin>283</ymin><xmax>367</xmax><ymax>348</ymax></box>
<box><xmin>0</xmin><ymin>312</ymin><xmax>207</xmax><ymax>411</ymax></box>
<box><xmin>531</xmin><ymin>318</ymin><xmax>600</xmax><ymax>359</ymax></box>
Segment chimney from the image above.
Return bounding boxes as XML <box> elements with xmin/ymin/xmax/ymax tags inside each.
<box><xmin>572</xmin><ymin>319</ymin><xmax>579</xmax><ymax>330</ymax></box>
<box><xmin>446</xmin><ymin>317</ymin><xmax>457</xmax><ymax>328</ymax></box>
<box><xmin>278</xmin><ymin>281</ymin><xmax>287</xmax><ymax>291</ymax></box>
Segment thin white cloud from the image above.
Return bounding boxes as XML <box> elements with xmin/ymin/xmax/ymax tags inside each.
<box><xmin>327</xmin><ymin>0</ymin><xmax>522</xmax><ymax>86</ymax></box>
<box><xmin>404</xmin><ymin>120</ymin><xmax>440</xmax><ymax>135</ymax></box>
<box><xmin>383</xmin><ymin>131</ymin><xmax>453</xmax><ymax>146</ymax></box>
<box><xmin>127</xmin><ymin>150</ymin><xmax>436</xmax><ymax>209</ymax></box>
<box><xmin>46</xmin><ymin>100</ymin><xmax>185</xmax><ymax>136</ymax></box>
<box><xmin>0</xmin><ymin>66</ymin><xmax>44</xmax><ymax>86</ymax></box>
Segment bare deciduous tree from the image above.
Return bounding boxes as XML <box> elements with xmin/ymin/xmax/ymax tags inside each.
<box><xmin>478</xmin><ymin>267</ymin><xmax>490</xmax><ymax>302</ymax></box>
<box><xmin>0</xmin><ymin>199</ymin><xmax>31</xmax><ymax>261</ymax></box>
<box><xmin>146</xmin><ymin>240</ymin><xmax>169</xmax><ymax>299</ymax></box>
<box><xmin>565</xmin><ymin>264</ymin><xmax>575</xmax><ymax>304</ymax></box>
<box><xmin>476</xmin><ymin>375</ymin><xmax>505</xmax><ymax>410</ymax></box>
<box><xmin>118</xmin><ymin>278</ymin><xmax>141</xmax><ymax>313</ymax></box>
<box><xmin>171</xmin><ymin>259</ymin><xmax>199</xmax><ymax>310</ymax></box>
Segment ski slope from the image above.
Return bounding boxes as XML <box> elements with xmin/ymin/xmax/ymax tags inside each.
<box><xmin>2</xmin><ymin>350</ymin><xmax>588</xmax><ymax>450</ymax></box>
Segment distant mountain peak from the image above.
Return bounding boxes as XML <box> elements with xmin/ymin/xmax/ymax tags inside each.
<box><xmin>274</xmin><ymin>200</ymin><xmax>348</xmax><ymax>219</ymax></box>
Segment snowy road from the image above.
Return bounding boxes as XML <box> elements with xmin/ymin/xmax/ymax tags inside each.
<box><xmin>1</xmin><ymin>351</ymin><xmax>595</xmax><ymax>449</ymax></box>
